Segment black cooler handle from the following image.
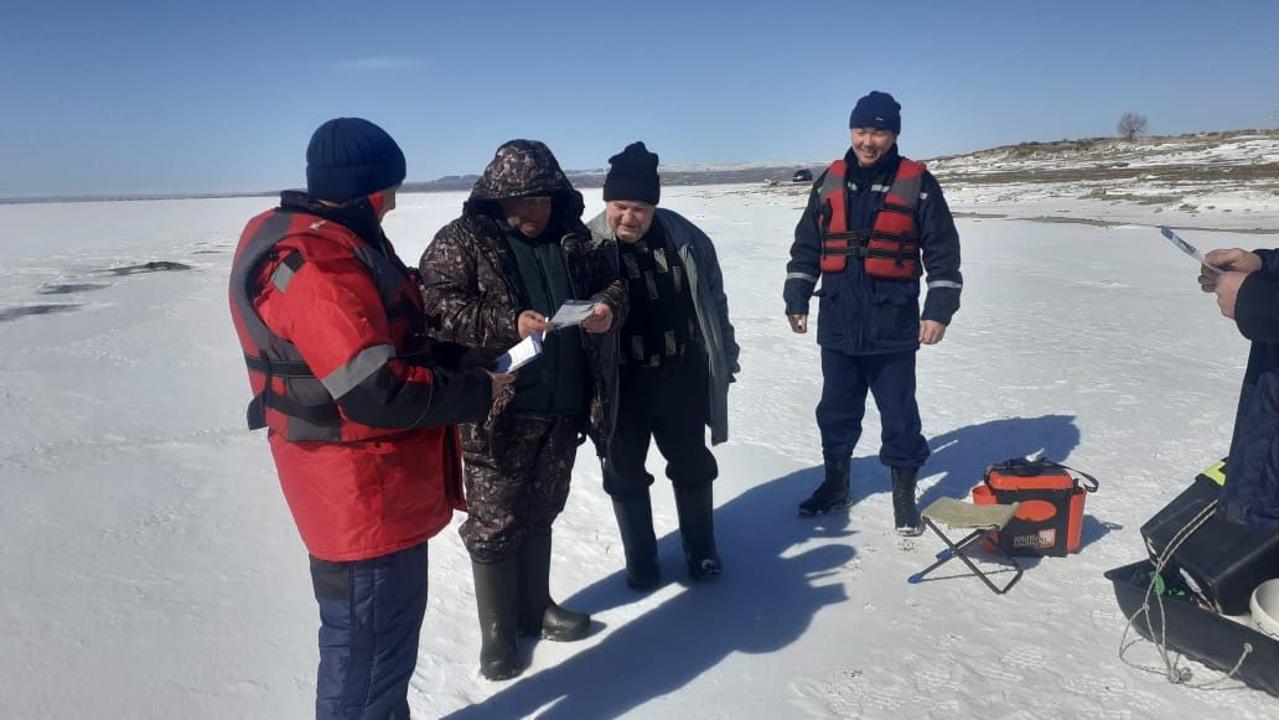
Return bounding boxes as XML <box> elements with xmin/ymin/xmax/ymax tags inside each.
<box><xmin>987</xmin><ymin>458</ymin><xmax>1100</xmax><ymax>493</ymax></box>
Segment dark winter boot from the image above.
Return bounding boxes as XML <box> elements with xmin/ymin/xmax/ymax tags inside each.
<box><xmin>517</xmin><ymin>532</ymin><xmax>591</xmax><ymax>642</ymax></box>
<box><xmin>611</xmin><ymin>490</ymin><xmax>661</xmax><ymax>591</ymax></box>
<box><xmin>891</xmin><ymin>466</ymin><xmax>924</xmax><ymax>537</ymax></box>
<box><xmin>471</xmin><ymin>556</ymin><xmax>520</xmax><ymax>681</ymax></box>
<box><xmin>798</xmin><ymin>456</ymin><xmax>851</xmax><ymax>517</ymax></box>
<box><xmin>674</xmin><ymin>484</ymin><xmax>722</xmax><ymax>581</ymax></box>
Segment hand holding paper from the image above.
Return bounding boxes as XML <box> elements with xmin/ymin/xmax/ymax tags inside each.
<box><xmin>547</xmin><ymin>300</ymin><xmax>598</xmax><ymax>329</ymax></box>
<box><xmin>493</xmin><ymin>332</ymin><xmax>543</xmax><ymax>373</ymax></box>
<box><xmin>517</xmin><ymin>310</ymin><xmax>549</xmax><ymax>339</ymax></box>
<box><xmin>1212</xmin><ymin>271</ymin><xmax>1247</xmax><ymax>319</ymax></box>
<box><xmin>1198</xmin><ymin>248</ymin><xmax>1263</xmax><ymax>293</ymax></box>
<box><xmin>579</xmin><ymin>303</ymin><xmax>614</xmax><ymax>334</ymax></box>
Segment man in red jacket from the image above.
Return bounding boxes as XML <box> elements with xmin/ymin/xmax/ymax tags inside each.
<box><xmin>228</xmin><ymin>117</ymin><xmax>507</xmax><ymax>719</ymax></box>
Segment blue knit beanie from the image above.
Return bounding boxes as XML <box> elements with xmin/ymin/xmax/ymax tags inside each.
<box><xmin>849</xmin><ymin>91</ymin><xmax>901</xmax><ymax>133</ymax></box>
<box><xmin>305</xmin><ymin>118</ymin><xmax>406</xmax><ymax>201</ymax></box>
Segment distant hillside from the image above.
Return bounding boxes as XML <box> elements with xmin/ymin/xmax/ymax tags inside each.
<box><xmin>915</xmin><ymin>128</ymin><xmax>1279</xmax><ymax>232</ymax></box>
<box><xmin>927</xmin><ymin>128</ymin><xmax>1279</xmax><ymax>188</ymax></box>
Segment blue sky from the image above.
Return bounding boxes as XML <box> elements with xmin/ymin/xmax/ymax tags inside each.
<box><xmin>2</xmin><ymin>0</ymin><xmax>1277</xmax><ymax>197</ymax></box>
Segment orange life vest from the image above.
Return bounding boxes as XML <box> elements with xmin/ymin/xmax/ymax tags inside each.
<box><xmin>229</xmin><ymin>209</ymin><xmax>428</xmax><ymax>442</ymax></box>
<box><xmin>818</xmin><ymin>157</ymin><xmax>925</xmax><ymax>280</ymax></box>
<box><xmin>227</xmin><ymin>204</ymin><xmax>464</xmax><ymax>561</ymax></box>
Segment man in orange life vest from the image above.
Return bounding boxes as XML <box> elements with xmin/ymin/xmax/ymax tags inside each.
<box><xmin>228</xmin><ymin>118</ymin><xmax>507</xmax><ymax>718</ymax></box>
<box><xmin>783</xmin><ymin>91</ymin><xmax>963</xmax><ymax>535</ymax></box>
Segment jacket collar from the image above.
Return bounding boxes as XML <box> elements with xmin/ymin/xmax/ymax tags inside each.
<box><xmin>279</xmin><ymin>190</ymin><xmax>387</xmax><ymax>254</ymax></box>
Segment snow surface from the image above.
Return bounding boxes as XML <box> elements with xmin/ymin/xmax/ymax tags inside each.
<box><xmin>3</xmin><ymin>180</ymin><xmax>1279</xmax><ymax>719</ymax></box>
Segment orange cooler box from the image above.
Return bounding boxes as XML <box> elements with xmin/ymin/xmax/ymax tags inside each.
<box><xmin>971</xmin><ymin>458</ymin><xmax>1099</xmax><ymax>557</ymax></box>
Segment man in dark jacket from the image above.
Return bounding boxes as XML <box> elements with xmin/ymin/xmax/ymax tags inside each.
<box><xmin>1200</xmin><ymin>246</ymin><xmax>1279</xmax><ymax>528</ymax></box>
<box><xmin>587</xmin><ymin>142</ymin><xmax>740</xmax><ymax>589</ymax></box>
<box><xmin>228</xmin><ymin>118</ymin><xmax>505</xmax><ymax>719</ymax></box>
<box><xmin>783</xmin><ymin>91</ymin><xmax>962</xmax><ymax>535</ymax></box>
<box><xmin>419</xmin><ymin>139</ymin><xmax>627</xmax><ymax>680</ymax></box>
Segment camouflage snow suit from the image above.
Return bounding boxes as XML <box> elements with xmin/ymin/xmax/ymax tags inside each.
<box><xmin>419</xmin><ymin>140</ymin><xmax>626</xmax><ymax>562</ymax></box>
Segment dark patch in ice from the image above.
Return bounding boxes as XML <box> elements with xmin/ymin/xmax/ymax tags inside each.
<box><xmin>37</xmin><ymin>283</ymin><xmax>110</xmax><ymax>295</ymax></box>
<box><xmin>0</xmin><ymin>304</ymin><xmax>84</xmax><ymax>322</ymax></box>
<box><xmin>1024</xmin><ymin>215</ymin><xmax>1121</xmax><ymax>228</ymax></box>
<box><xmin>100</xmin><ymin>261</ymin><xmax>193</xmax><ymax>276</ymax></box>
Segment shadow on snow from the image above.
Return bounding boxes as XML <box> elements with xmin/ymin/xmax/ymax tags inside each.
<box><xmin>445</xmin><ymin>414</ymin><xmax>1092</xmax><ymax>718</ymax></box>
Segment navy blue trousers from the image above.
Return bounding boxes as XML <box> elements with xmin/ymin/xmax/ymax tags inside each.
<box><xmin>310</xmin><ymin>542</ymin><xmax>429</xmax><ymax>720</ymax></box>
<box><xmin>816</xmin><ymin>348</ymin><xmax>929</xmax><ymax>468</ymax></box>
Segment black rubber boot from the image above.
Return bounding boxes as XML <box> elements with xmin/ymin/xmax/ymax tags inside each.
<box><xmin>611</xmin><ymin>489</ymin><xmax>661</xmax><ymax>591</ymax></box>
<box><xmin>891</xmin><ymin>466</ymin><xmax>924</xmax><ymax>537</ymax></box>
<box><xmin>517</xmin><ymin>532</ymin><xmax>591</xmax><ymax>641</ymax></box>
<box><xmin>798</xmin><ymin>456</ymin><xmax>851</xmax><ymax>517</ymax></box>
<box><xmin>674</xmin><ymin>484</ymin><xmax>722</xmax><ymax>581</ymax></box>
<box><xmin>471</xmin><ymin>556</ymin><xmax>520</xmax><ymax>681</ymax></box>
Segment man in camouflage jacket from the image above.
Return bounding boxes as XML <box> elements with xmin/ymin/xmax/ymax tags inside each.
<box><xmin>419</xmin><ymin>139</ymin><xmax>626</xmax><ymax>680</ymax></box>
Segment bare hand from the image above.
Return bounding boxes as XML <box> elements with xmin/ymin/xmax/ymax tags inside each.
<box><xmin>1201</xmin><ymin>248</ymin><xmax>1262</xmax><ymax>292</ymax></box>
<box><xmin>1198</xmin><ymin>265</ymin><xmax>1218</xmax><ymax>293</ymax></box>
<box><xmin>919</xmin><ymin>320</ymin><xmax>947</xmax><ymax>345</ymax></box>
<box><xmin>788</xmin><ymin>314</ymin><xmax>808</xmax><ymax>334</ymax></box>
<box><xmin>517</xmin><ymin>310</ymin><xmax>548</xmax><ymax>339</ymax></box>
<box><xmin>1213</xmin><ymin>271</ymin><xmax>1248</xmax><ymax>319</ymax></box>
<box><xmin>580</xmin><ymin>303</ymin><xmax>614</xmax><ymax>334</ymax></box>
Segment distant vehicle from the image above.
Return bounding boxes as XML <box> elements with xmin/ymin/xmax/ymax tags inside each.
<box><xmin>792</xmin><ymin>169</ymin><xmax>813</xmax><ymax>183</ymax></box>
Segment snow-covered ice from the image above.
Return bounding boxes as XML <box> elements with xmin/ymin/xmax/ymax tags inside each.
<box><xmin>2</xmin><ymin>178</ymin><xmax>1278</xmax><ymax>718</ymax></box>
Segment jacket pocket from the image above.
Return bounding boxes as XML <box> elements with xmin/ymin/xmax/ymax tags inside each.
<box><xmin>870</xmin><ymin>280</ymin><xmax>919</xmax><ymax>344</ymax></box>
<box><xmin>815</xmin><ymin>282</ymin><xmax>847</xmax><ymax>345</ymax></box>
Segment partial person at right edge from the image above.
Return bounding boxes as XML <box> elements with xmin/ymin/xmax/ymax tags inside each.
<box><xmin>783</xmin><ymin>91</ymin><xmax>962</xmax><ymax>536</ymax></box>
<box><xmin>1200</xmin><ymin>246</ymin><xmax>1279</xmax><ymax>528</ymax></box>
<box><xmin>587</xmin><ymin>142</ymin><xmax>740</xmax><ymax>590</ymax></box>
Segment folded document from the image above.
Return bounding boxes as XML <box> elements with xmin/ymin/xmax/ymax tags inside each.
<box><xmin>493</xmin><ymin>332</ymin><xmax>543</xmax><ymax>373</ymax></box>
<box><xmin>548</xmin><ymin>300</ymin><xmax>597</xmax><ymax>329</ymax></box>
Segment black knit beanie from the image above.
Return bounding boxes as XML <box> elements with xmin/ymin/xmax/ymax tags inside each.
<box><xmin>603</xmin><ymin>141</ymin><xmax>660</xmax><ymax>205</ymax></box>
<box><xmin>849</xmin><ymin>91</ymin><xmax>902</xmax><ymax>133</ymax></box>
<box><xmin>306</xmin><ymin>118</ymin><xmax>407</xmax><ymax>202</ymax></box>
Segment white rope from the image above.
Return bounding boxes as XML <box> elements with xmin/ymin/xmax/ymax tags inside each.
<box><xmin>1118</xmin><ymin>499</ymin><xmax>1254</xmax><ymax>688</ymax></box>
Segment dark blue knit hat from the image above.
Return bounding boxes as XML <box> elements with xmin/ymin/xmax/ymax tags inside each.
<box><xmin>849</xmin><ymin>91</ymin><xmax>901</xmax><ymax>133</ymax></box>
<box><xmin>305</xmin><ymin>118</ymin><xmax>407</xmax><ymax>201</ymax></box>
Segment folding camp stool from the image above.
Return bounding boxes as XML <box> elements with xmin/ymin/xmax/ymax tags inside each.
<box><xmin>909</xmin><ymin>497</ymin><xmax>1024</xmax><ymax>595</ymax></box>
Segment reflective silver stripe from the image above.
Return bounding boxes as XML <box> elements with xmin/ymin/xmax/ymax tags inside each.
<box><xmin>821</xmin><ymin>167</ymin><xmax>844</xmax><ymax>199</ymax></box>
<box><xmin>787</xmin><ymin>272</ymin><xmax>819</xmax><ymax>283</ymax></box>
<box><xmin>888</xmin><ymin>166</ymin><xmax>924</xmax><ymax>207</ymax></box>
<box><xmin>871</xmin><ymin>184</ymin><xmax>890</xmax><ymax>192</ymax></box>
<box><xmin>321</xmin><ymin>344</ymin><xmax>395</xmax><ymax>399</ymax></box>
<box><xmin>271</xmin><ymin>263</ymin><xmax>296</xmax><ymax>293</ymax></box>
<box><xmin>928</xmin><ymin>280</ymin><xmax>963</xmax><ymax>290</ymax></box>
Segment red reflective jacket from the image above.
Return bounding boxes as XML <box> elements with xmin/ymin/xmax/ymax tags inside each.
<box><xmin>229</xmin><ymin>202</ymin><xmax>464</xmax><ymax>561</ymax></box>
